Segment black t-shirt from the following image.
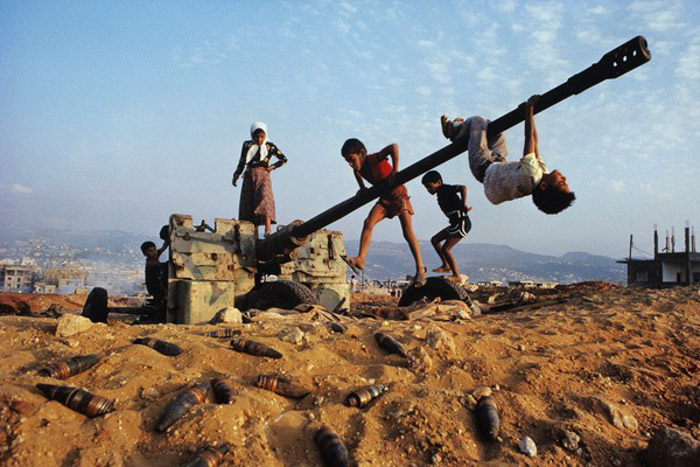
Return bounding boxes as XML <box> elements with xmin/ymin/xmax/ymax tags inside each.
<box><xmin>145</xmin><ymin>260</ymin><xmax>168</xmax><ymax>301</ymax></box>
<box><xmin>437</xmin><ymin>184</ymin><xmax>463</xmax><ymax>215</ymax></box>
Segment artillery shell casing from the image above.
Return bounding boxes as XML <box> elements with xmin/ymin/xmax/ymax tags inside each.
<box><xmin>134</xmin><ymin>337</ymin><xmax>184</xmax><ymax>356</ymax></box>
<box><xmin>475</xmin><ymin>396</ymin><xmax>500</xmax><ymax>440</ymax></box>
<box><xmin>230</xmin><ymin>338</ymin><xmax>282</xmax><ymax>359</ymax></box>
<box><xmin>328</xmin><ymin>322</ymin><xmax>346</xmax><ymax>333</ymax></box>
<box><xmin>253</xmin><ymin>375</ymin><xmax>311</xmax><ymax>399</ymax></box>
<box><xmin>345</xmin><ymin>384</ymin><xmax>388</xmax><ymax>408</ymax></box>
<box><xmin>36</xmin><ymin>383</ymin><xmax>114</xmax><ymax>417</ymax></box>
<box><xmin>374</xmin><ymin>332</ymin><xmax>407</xmax><ymax>358</ymax></box>
<box><xmin>203</xmin><ymin>329</ymin><xmax>241</xmax><ymax>338</ymax></box>
<box><xmin>37</xmin><ymin>354</ymin><xmax>99</xmax><ymax>379</ymax></box>
<box><xmin>157</xmin><ymin>382</ymin><xmax>208</xmax><ymax>432</ymax></box>
<box><xmin>315</xmin><ymin>425</ymin><xmax>349</xmax><ymax>467</ymax></box>
<box><xmin>180</xmin><ymin>443</ymin><xmax>230</xmax><ymax>467</ymax></box>
<box><xmin>211</xmin><ymin>378</ymin><xmax>235</xmax><ymax>404</ymax></box>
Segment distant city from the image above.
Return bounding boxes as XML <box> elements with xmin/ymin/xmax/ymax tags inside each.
<box><xmin>0</xmin><ymin>228</ymin><xmax>626</xmax><ymax>295</ymax></box>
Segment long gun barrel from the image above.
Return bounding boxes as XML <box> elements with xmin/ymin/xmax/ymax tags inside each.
<box><xmin>259</xmin><ymin>36</ymin><xmax>650</xmax><ymax>260</ymax></box>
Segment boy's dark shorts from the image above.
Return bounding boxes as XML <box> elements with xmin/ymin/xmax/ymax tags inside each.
<box><xmin>377</xmin><ymin>185</ymin><xmax>414</xmax><ymax>218</ymax></box>
<box><xmin>444</xmin><ymin>212</ymin><xmax>471</xmax><ymax>238</ymax></box>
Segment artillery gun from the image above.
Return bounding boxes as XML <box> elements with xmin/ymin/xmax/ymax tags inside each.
<box><xmin>83</xmin><ymin>36</ymin><xmax>650</xmax><ymax>324</ymax></box>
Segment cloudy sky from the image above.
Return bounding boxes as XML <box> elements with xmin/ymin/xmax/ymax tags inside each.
<box><xmin>1</xmin><ymin>0</ymin><xmax>698</xmax><ymax>259</ymax></box>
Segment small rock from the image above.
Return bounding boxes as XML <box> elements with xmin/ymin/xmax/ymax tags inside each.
<box><xmin>140</xmin><ymin>387</ymin><xmax>161</xmax><ymax>401</ymax></box>
<box><xmin>646</xmin><ymin>426</ymin><xmax>700</xmax><ymax>467</ymax></box>
<box><xmin>407</xmin><ymin>346</ymin><xmax>433</xmax><ymax>376</ymax></box>
<box><xmin>278</xmin><ymin>327</ymin><xmax>305</xmax><ymax>344</ymax></box>
<box><xmin>518</xmin><ymin>436</ymin><xmax>537</xmax><ymax>457</ymax></box>
<box><xmin>562</xmin><ymin>430</ymin><xmax>580</xmax><ymax>451</ymax></box>
<box><xmin>209</xmin><ymin>307</ymin><xmax>243</xmax><ymax>325</ymax></box>
<box><xmin>600</xmin><ymin>399</ymin><xmax>638</xmax><ymax>431</ymax></box>
<box><xmin>516</xmin><ymin>343</ymin><xmax>525</xmax><ymax>351</ymax></box>
<box><xmin>425</xmin><ymin>326</ymin><xmax>456</xmax><ymax>354</ymax></box>
<box><xmin>464</xmin><ymin>394</ymin><xmax>478</xmax><ymax>410</ymax></box>
<box><xmin>55</xmin><ymin>314</ymin><xmax>93</xmax><ymax>337</ymax></box>
<box><xmin>472</xmin><ymin>386</ymin><xmax>492</xmax><ymax>399</ymax></box>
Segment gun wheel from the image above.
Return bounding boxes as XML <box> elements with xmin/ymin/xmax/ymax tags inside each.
<box><xmin>398</xmin><ymin>277</ymin><xmax>472</xmax><ymax>307</ymax></box>
<box><xmin>82</xmin><ymin>287</ymin><xmax>109</xmax><ymax>323</ymax></box>
<box><xmin>244</xmin><ymin>280</ymin><xmax>317</xmax><ymax>311</ymax></box>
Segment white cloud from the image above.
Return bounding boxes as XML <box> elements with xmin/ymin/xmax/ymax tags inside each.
<box><xmin>415</xmin><ymin>86</ymin><xmax>432</xmax><ymax>96</ymax></box>
<box><xmin>610</xmin><ymin>180</ymin><xmax>626</xmax><ymax>193</ymax></box>
<box><xmin>1</xmin><ymin>183</ymin><xmax>33</xmax><ymax>194</ymax></box>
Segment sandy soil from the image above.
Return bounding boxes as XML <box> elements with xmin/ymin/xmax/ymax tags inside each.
<box><xmin>0</xmin><ymin>284</ymin><xmax>698</xmax><ymax>466</ymax></box>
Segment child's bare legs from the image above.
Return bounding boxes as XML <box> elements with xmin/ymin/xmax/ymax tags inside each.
<box><xmin>398</xmin><ymin>210</ymin><xmax>427</xmax><ymax>286</ymax></box>
<box><xmin>431</xmin><ymin>230</ymin><xmax>451</xmax><ymax>272</ymax></box>
<box><xmin>440</xmin><ymin>235</ymin><xmax>462</xmax><ymax>281</ymax></box>
<box><xmin>349</xmin><ymin>203</ymin><xmax>386</xmax><ymax>270</ymax></box>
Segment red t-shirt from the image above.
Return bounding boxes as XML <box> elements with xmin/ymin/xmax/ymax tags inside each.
<box><xmin>359</xmin><ymin>153</ymin><xmax>393</xmax><ymax>185</ymax></box>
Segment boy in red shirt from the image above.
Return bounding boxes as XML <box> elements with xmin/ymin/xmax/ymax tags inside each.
<box><xmin>340</xmin><ymin>138</ymin><xmax>427</xmax><ymax>287</ymax></box>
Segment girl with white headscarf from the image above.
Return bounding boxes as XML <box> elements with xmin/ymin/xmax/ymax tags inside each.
<box><xmin>232</xmin><ymin>121</ymin><xmax>288</xmax><ymax>236</ymax></box>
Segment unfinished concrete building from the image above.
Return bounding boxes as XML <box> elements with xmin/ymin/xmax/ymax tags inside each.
<box><xmin>620</xmin><ymin>223</ymin><xmax>699</xmax><ymax>287</ymax></box>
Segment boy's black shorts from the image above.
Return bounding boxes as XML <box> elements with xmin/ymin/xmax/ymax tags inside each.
<box><xmin>444</xmin><ymin>211</ymin><xmax>471</xmax><ymax>238</ymax></box>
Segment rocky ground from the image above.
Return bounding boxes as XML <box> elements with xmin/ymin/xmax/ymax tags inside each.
<box><xmin>0</xmin><ymin>284</ymin><xmax>698</xmax><ymax>466</ymax></box>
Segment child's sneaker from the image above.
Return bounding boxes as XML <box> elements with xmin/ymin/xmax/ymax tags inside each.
<box><xmin>440</xmin><ymin>115</ymin><xmax>451</xmax><ymax>139</ymax></box>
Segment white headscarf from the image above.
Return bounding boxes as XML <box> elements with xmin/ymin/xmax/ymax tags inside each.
<box><xmin>246</xmin><ymin>121</ymin><xmax>269</xmax><ymax>164</ymax></box>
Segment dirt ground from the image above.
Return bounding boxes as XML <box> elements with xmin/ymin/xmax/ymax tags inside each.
<box><xmin>0</xmin><ymin>284</ymin><xmax>698</xmax><ymax>466</ymax></box>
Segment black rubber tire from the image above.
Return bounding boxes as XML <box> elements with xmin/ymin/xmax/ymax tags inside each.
<box><xmin>398</xmin><ymin>277</ymin><xmax>471</xmax><ymax>307</ymax></box>
<box><xmin>244</xmin><ymin>280</ymin><xmax>317</xmax><ymax>311</ymax></box>
<box><xmin>82</xmin><ymin>287</ymin><xmax>109</xmax><ymax>323</ymax></box>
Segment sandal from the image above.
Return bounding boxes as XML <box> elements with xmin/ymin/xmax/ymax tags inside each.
<box><xmin>413</xmin><ymin>267</ymin><xmax>428</xmax><ymax>288</ymax></box>
<box><xmin>341</xmin><ymin>255</ymin><xmax>363</xmax><ymax>275</ymax></box>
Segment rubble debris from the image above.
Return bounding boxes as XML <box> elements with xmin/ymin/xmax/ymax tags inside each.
<box><xmin>375</xmin><ymin>332</ymin><xmax>407</xmax><ymax>358</ymax></box>
<box><xmin>345</xmin><ymin>384</ymin><xmax>388</xmax><ymax>408</ymax></box>
<box><xmin>37</xmin><ymin>354</ymin><xmax>99</xmax><ymax>379</ymax></box>
<box><xmin>134</xmin><ymin>337</ymin><xmax>184</xmax><ymax>356</ymax></box>
<box><xmin>230</xmin><ymin>338</ymin><xmax>282</xmax><ymax>359</ymax></box>
<box><xmin>211</xmin><ymin>378</ymin><xmax>236</xmax><ymax>404</ymax></box>
<box><xmin>475</xmin><ymin>396</ymin><xmax>500</xmax><ymax>441</ymax></box>
<box><xmin>646</xmin><ymin>426</ymin><xmax>700</xmax><ymax>467</ymax></box>
<box><xmin>55</xmin><ymin>314</ymin><xmax>93</xmax><ymax>337</ymax></box>
<box><xmin>209</xmin><ymin>307</ymin><xmax>242</xmax><ymax>325</ymax></box>
<box><xmin>156</xmin><ymin>382</ymin><xmax>209</xmax><ymax>432</ymax></box>
<box><xmin>35</xmin><ymin>383</ymin><xmax>114</xmax><ymax>418</ymax></box>
<box><xmin>253</xmin><ymin>375</ymin><xmax>311</xmax><ymax>399</ymax></box>
<box><xmin>518</xmin><ymin>436</ymin><xmax>537</xmax><ymax>457</ymax></box>
<box><xmin>315</xmin><ymin>425</ymin><xmax>349</xmax><ymax>467</ymax></box>
<box><xmin>180</xmin><ymin>443</ymin><xmax>230</xmax><ymax>467</ymax></box>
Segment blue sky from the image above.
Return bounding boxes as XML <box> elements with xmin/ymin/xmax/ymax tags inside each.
<box><xmin>1</xmin><ymin>0</ymin><xmax>699</xmax><ymax>259</ymax></box>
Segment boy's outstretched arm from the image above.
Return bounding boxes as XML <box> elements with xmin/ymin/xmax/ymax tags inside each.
<box><xmin>377</xmin><ymin>143</ymin><xmax>399</xmax><ymax>182</ymax></box>
<box><xmin>524</xmin><ymin>94</ymin><xmax>540</xmax><ymax>159</ymax></box>
<box><xmin>353</xmin><ymin>170</ymin><xmax>367</xmax><ymax>193</ymax></box>
<box><xmin>458</xmin><ymin>185</ymin><xmax>473</xmax><ymax>212</ymax></box>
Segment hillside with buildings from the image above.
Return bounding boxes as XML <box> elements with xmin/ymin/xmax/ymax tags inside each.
<box><xmin>0</xmin><ymin>228</ymin><xmax>628</xmax><ymax>295</ymax></box>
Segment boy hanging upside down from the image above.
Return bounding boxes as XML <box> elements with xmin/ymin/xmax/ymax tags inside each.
<box><xmin>340</xmin><ymin>139</ymin><xmax>427</xmax><ymax>287</ymax></box>
<box><xmin>441</xmin><ymin>95</ymin><xmax>576</xmax><ymax>214</ymax></box>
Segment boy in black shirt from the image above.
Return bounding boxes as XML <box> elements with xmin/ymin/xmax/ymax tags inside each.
<box><xmin>140</xmin><ymin>238</ymin><xmax>169</xmax><ymax>322</ymax></box>
<box><xmin>422</xmin><ymin>171</ymin><xmax>472</xmax><ymax>283</ymax></box>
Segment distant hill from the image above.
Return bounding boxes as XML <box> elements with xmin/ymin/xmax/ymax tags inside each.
<box><xmin>345</xmin><ymin>240</ymin><xmax>626</xmax><ymax>284</ymax></box>
<box><xmin>0</xmin><ymin>227</ymin><xmax>625</xmax><ymax>284</ymax></box>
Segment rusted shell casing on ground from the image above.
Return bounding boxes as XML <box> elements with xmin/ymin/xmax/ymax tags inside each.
<box><xmin>134</xmin><ymin>337</ymin><xmax>184</xmax><ymax>356</ymax></box>
<box><xmin>315</xmin><ymin>425</ymin><xmax>349</xmax><ymax>467</ymax></box>
<box><xmin>37</xmin><ymin>354</ymin><xmax>99</xmax><ymax>379</ymax></box>
<box><xmin>203</xmin><ymin>329</ymin><xmax>241</xmax><ymax>339</ymax></box>
<box><xmin>253</xmin><ymin>375</ymin><xmax>311</xmax><ymax>399</ymax></box>
<box><xmin>475</xmin><ymin>396</ymin><xmax>500</xmax><ymax>440</ymax></box>
<box><xmin>211</xmin><ymin>378</ymin><xmax>235</xmax><ymax>404</ymax></box>
<box><xmin>180</xmin><ymin>443</ymin><xmax>230</xmax><ymax>467</ymax></box>
<box><xmin>328</xmin><ymin>322</ymin><xmax>346</xmax><ymax>334</ymax></box>
<box><xmin>157</xmin><ymin>382</ymin><xmax>208</xmax><ymax>432</ymax></box>
<box><xmin>36</xmin><ymin>383</ymin><xmax>114</xmax><ymax>417</ymax></box>
<box><xmin>345</xmin><ymin>384</ymin><xmax>388</xmax><ymax>408</ymax></box>
<box><xmin>374</xmin><ymin>332</ymin><xmax>407</xmax><ymax>358</ymax></box>
<box><xmin>230</xmin><ymin>338</ymin><xmax>282</xmax><ymax>359</ymax></box>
